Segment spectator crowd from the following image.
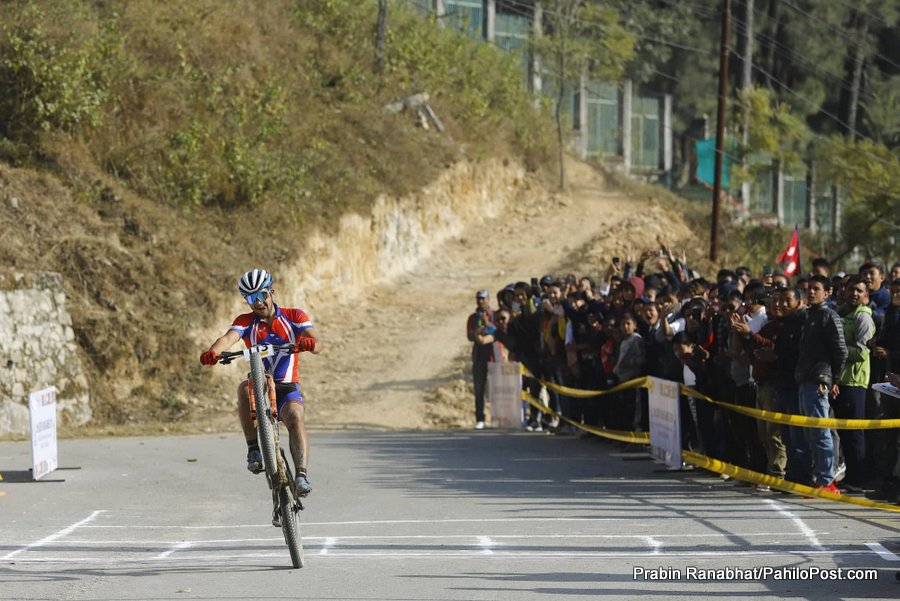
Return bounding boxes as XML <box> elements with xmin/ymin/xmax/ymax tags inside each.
<box><xmin>466</xmin><ymin>243</ymin><xmax>900</xmax><ymax>504</ymax></box>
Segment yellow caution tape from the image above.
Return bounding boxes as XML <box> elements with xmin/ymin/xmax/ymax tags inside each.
<box><xmin>516</xmin><ymin>378</ymin><xmax>900</xmax><ymax>513</ymax></box>
<box><xmin>521</xmin><ymin>391</ymin><xmax>650</xmax><ymax>444</ymax></box>
<box><xmin>681</xmin><ymin>450</ymin><xmax>900</xmax><ymax>512</ymax></box>
<box><xmin>520</xmin><ymin>365</ymin><xmax>649</xmax><ymax>398</ymax></box>
<box><xmin>679</xmin><ymin>386</ymin><xmax>900</xmax><ymax>430</ymax></box>
<box><xmin>520</xmin><ymin>364</ymin><xmax>900</xmax><ymax>430</ymax></box>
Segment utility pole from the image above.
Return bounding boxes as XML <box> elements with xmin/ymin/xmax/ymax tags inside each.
<box><xmin>739</xmin><ymin>0</ymin><xmax>753</xmax><ymax>212</ymax></box>
<box><xmin>710</xmin><ymin>0</ymin><xmax>731</xmax><ymax>263</ymax></box>
<box><xmin>375</xmin><ymin>0</ymin><xmax>388</xmax><ymax>74</ymax></box>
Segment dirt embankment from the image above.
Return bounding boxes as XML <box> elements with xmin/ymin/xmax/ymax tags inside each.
<box><xmin>1</xmin><ymin>155</ymin><xmax>706</xmax><ymax>437</ymax></box>
<box><xmin>295</xmin><ymin>160</ymin><xmax>705</xmax><ymax>431</ymax></box>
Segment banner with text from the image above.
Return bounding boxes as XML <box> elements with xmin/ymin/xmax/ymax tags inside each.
<box><xmin>29</xmin><ymin>386</ymin><xmax>58</xmax><ymax>480</ymax></box>
<box><xmin>488</xmin><ymin>362</ymin><xmax>524</xmax><ymax>429</ymax></box>
<box><xmin>648</xmin><ymin>377</ymin><xmax>681</xmax><ymax>469</ymax></box>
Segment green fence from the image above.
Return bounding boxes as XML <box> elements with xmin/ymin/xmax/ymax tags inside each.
<box><xmin>404</xmin><ymin>0</ymin><xmax>433</xmax><ymax>18</ymax></box>
<box><xmin>586</xmin><ymin>83</ymin><xmax>619</xmax><ymax>158</ymax></box>
<box><xmin>446</xmin><ymin>0</ymin><xmax>484</xmax><ymax>40</ymax></box>
<box><xmin>400</xmin><ymin>2</ymin><xmax>664</xmax><ymax>173</ymax></box>
<box><xmin>631</xmin><ymin>96</ymin><xmax>660</xmax><ymax>171</ymax></box>
<box><xmin>783</xmin><ymin>173</ymin><xmax>807</xmax><ymax>228</ymax></box>
<box><xmin>495</xmin><ymin>11</ymin><xmax>529</xmax><ymax>53</ymax></box>
<box><xmin>814</xmin><ymin>189</ymin><xmax>837</xmax><ymax>235</ymax></box>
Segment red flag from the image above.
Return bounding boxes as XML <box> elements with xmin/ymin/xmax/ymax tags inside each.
<box><xmin>777</xmin><ymin>227</ymin><xmax>801</xmax><ymax>277</ymax></box>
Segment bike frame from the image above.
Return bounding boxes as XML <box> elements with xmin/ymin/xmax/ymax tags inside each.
<box><xmin>220</xmin><ymin>343</ymin><xmax>305</xmax><ymax>568</ymax></box>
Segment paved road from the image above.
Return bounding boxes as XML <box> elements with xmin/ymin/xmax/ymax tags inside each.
<box><xmin>1</xmin><ymin>431</ymin><xmax>898</xmax><ymax>600</ymax></box>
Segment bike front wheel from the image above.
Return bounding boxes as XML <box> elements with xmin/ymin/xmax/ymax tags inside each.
<box><xmin>250</xmin><ymin>353</ymin><xmax>278</xmax><ymax>479</ymax></box>
<box><xmin>278</xmin><ymin>485</ymin><xmax>304</xmax><ymax>568</ymax></box>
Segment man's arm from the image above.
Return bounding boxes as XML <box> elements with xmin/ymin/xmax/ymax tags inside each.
<box><xmin>828</xmin><ymin>311</ymin><xmax>848</xmax><ymax>393</ymax></box>
<box><xmin>201</xmin><ymin>329</ymin><xmax>242</xmax><ymax>364</ymax></box>
<box><xmin>298</xmin><ymin>326</ymin><xmax>322</xmax><ymax>354</ymax></box>
<box><xmin>846</xmin><ymin>313</ymin><xmax>874</xmax><ymax>363</ymax></box>
<box><xmin>208</xmin><ymin>329</ymin><xmax>242</xmax><ymax>355</ymax></box>
<box><xmin>466</xmin><ymin>313</ymin><xmax>478</xmax><ymax>342</ymax></box>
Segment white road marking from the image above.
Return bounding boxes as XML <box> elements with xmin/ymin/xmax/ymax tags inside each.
<box><xmin>2</xmin><ymin>510</ymin><xmax>106</xmax><ymax>561</ymax></box>
<box><xmin>319</xmin><ymin>537</ymin><xmax>336</xmax><ymax>555</ymax></box>
<box><xmin>866</xmin><ymin>542</ymin><xmax>900</xmax><ymax>561</ymax></box>
<box><xmin>477</xmin><ymin>536</ymin><xmax>494</xmax><ymax>555</ymax></box>
<box><xmin>52</xmin><ymin>531</ymin><xmax>812</xmax><ymax>546</ymax></box>
<box><xmin>155</xmin><ymin>541</ymin><xmax>192</xmax><ymax>559</ymax></box>
<box><xmin>763</xmin><ymin>499</ymin><xmax>824</xmax><ymax>552</ymax></box>
<box><xmin>82</xmin><ymin>517</ymin><xmax>629</xmax><ymax>529</ymax></box>
<box><xmin>642</xmin><ymin>536</ymin><xmax>662</xmax><ymax>554</ymax></box>
<box><xmin>4</xmin><ymin>548</ymin><xmax>878</xmax><ymax>564</ymax></box>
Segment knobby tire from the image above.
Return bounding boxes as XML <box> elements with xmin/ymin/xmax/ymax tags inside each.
<box><xmin>279</xmin><ymin>486</ymin><xmax>304</xmax><ymax>568</ymax></box>
<box><xmin>250</xmin><ymin>353</ymin><xmax>278</xmax><ymax>480</ymax></box>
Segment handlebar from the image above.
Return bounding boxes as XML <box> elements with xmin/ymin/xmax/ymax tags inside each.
<box><xmin>218</xmin><ymin>343</ymin><xmax>305</xmax><ymax>365</ymax></box>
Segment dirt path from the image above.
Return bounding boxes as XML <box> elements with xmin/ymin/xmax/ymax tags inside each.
<box><xmin>296</xmin><ymin>162</ymin><xmax>658</xmax><ymax>430</ymax></box>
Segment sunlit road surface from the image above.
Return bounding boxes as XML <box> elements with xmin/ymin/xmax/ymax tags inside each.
<box><xmin>1</xmin><ymin>431</ymin><xmax>898</xmax><ymax>600</ymax></box>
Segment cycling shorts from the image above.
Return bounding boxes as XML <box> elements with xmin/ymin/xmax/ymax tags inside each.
<box><xmin>274</xmin><ymin>382</ymin><xmax>304</xmax><ymax>417</ymax></box>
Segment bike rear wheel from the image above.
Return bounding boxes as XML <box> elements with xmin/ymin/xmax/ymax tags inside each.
<box><xmin>278</xmin><ymin>485</ymin><xmax>304</xmax><ymax>568</ymax></box>
<box><xmin>250</xmin><ymin>353</ymin><xmax>278</xmax><ymax>479</ymax></box>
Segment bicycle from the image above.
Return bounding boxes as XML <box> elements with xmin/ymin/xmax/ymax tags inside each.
<box><xmin>219</xmin><ymin>343</ymin><xmax>305</xmax><ymax>568</ymax></box>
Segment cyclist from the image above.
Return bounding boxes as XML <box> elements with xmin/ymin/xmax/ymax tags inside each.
<box><xmin>200</xmin><ymin>268</ymin><xmax>320</xmax><ymax>497</ymax></box>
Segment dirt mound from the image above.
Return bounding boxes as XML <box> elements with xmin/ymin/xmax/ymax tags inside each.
<box><xmin>302</xmin><ymin>159</ymin><xmax>709</xmax><ymax>431</ymax></box>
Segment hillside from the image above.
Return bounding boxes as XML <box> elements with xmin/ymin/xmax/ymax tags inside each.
<box><xmin>0</xmin><ymin>1</ymin><xmax>717</xmax><ymax>437</ymax></box>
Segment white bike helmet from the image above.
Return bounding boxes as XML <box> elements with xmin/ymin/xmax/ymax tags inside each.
<box><xmin>238</xmin><ymin>268</ymin><xmax>273</xmax><ymax>296</ymax></box>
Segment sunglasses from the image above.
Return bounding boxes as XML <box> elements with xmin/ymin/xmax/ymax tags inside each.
<box><xmin>243</xmin><ymin>289</ymin><xmax>271</xmax><ymax>305</ymax></box>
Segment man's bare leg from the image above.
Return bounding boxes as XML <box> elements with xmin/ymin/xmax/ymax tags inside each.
<box><xmin>280</xmin><ymin>402</ymin><xmax>308</xmax><ymax>475</ymax></box>
<box><xmin>237</xmin><ymin>381</ymin><xmax>257</xmax><ymax>443</ymax></box>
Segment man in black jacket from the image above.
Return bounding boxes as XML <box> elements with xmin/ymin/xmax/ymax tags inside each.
<box><xmin>772</xmin><ymin>287</ymin><xmax>811</xmax><ymax>484</ymax></box>
<box><xmin>795</xmin><ymin>275</ymin><xmax>848</xmax><ymax>493</ymax></box>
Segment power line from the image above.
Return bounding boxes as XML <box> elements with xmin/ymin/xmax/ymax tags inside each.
<box><xmin>499</xmin><ymin>0</ymin><xmax>718</xmax><ymax>56</ymax></box>
<box><xmin>744</xmin><ymin>57</ymin><xmax>900</xmax><ymax>174</ymax></box>
<box><xmin>727</xmin><ymin>18</ymin><xmax>857</xmax><ymax>102</ymax></box>
<box><xmin>399</xmin><ymin>0</ymin><xmax>897</xmax><ymax>173</ymax></box>
<box><xmin>778</xmin><ymin>0</ymin><xmax>900</xmax><ymax>73</ymax></box>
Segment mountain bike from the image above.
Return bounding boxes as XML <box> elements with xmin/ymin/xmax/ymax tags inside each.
<box><xmin>219</xmin><ymin>343</ymin><xmax>305</xmax><ymax>568</ymax></box>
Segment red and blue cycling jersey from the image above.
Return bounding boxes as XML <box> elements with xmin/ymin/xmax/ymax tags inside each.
<box><xmin>229</xmin><ymin>305</ymin><xmax>313</xmax><ymax>384</ymax></box>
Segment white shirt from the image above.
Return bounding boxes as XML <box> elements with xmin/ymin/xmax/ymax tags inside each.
<box><xmin>748</xmin><ymin>306</ymin><xmax>767</xmax><ymax>334</ymax></box>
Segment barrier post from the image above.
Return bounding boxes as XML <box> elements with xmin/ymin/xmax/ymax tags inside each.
<box><xmin>28</xmin><ymin>386</ymin><xmax>59</xmax><ymax>480</ymax></box>
<box><xmin>648</xmin><ymin>378</ymin><xmax>682</xmax><ymax>469</ymax></box>
<box><xmin>488</xmin><ymin>362</ymin><xmax>524</xmax><ymax>429</ymax></box>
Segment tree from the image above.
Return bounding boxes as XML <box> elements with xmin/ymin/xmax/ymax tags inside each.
<box><xmin>840</xmin><ymin>1</ymin><xmax>899</xmax><ymax>139</ymax></box>
<box><xmin>862</xmin><ymin>75</ymin><xmax>900</xmax><ymax>146</ymax></box>
<box><xmin>605</xmin><ymin>0</ymin><xmax>717</xmax><ymax>184</ymax></box>
<box><xmin>733</xmin><ymin>86</ymin><xmax>810</xmax><ymax>179</ymax></box>
<box><xmin>818</xmin><ymin>136</ymin><xmax>900</xmax><ymax>262</ymax></box>
<box><xmin>530</xmin><ymin>0</ymin><xmax>633</xmax><ymax>190</ymax></box>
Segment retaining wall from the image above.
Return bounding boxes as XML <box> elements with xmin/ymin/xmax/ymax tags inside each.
<box><xmin>0</xmin><ymin>271</ymin><xmax>91</xmax><ymax>436</ymax></box>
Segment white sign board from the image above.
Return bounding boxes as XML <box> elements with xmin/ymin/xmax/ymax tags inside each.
<box><xmin>29</xmin><ymin>387</ymin><xmax>58</xmax><ymax>480</ymax></box>
<box><xmin>872</xmin><ymin>382</ymin><xmax>900</xmax><ymax>400</ymax></box>
<box><xmin>648</xmin><ymin>377</ymin><xmax>682</xmax><ymax>469</ymax></box>
<box><xmin>488</xmin><ymin>362</ymin><xmax>524</xmax><ymax>429</ymax></box>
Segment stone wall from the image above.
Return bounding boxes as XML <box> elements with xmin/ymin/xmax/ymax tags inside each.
<box><xmin>0</xmin><ymin>271</ymin><xmax>91</xmax><ymax>436</ymax></box>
